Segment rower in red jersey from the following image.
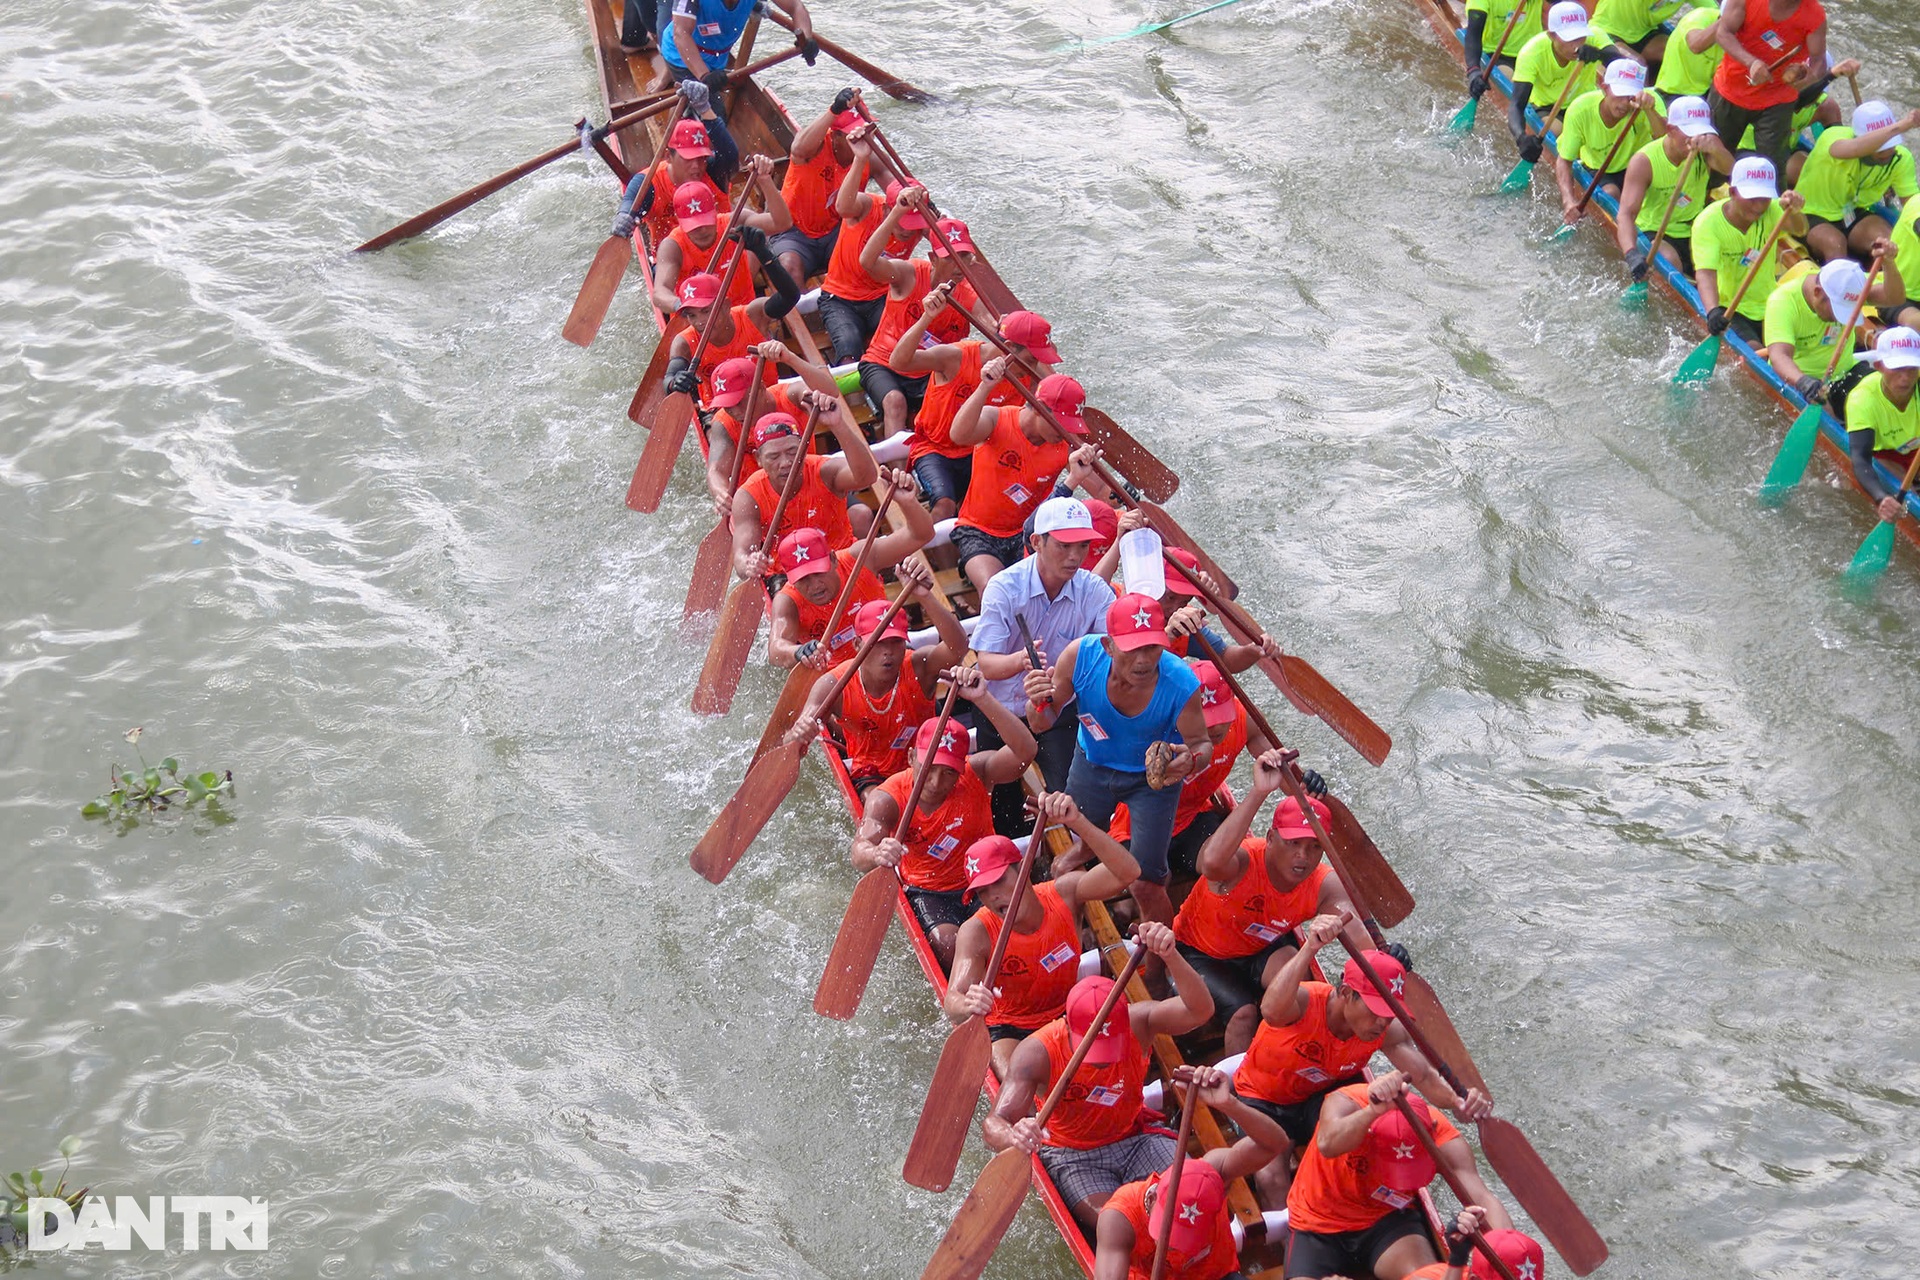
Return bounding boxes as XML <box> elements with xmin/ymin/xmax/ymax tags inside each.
<box><xmin>649</xmin><ymin>155</ymin><xmax>790</xmax><ymax>315</ymax></box>
<box><xmin>699</xmin><ymin>345</ymin><xmax>841</xmax><ymax>517</ymax></box>
<box><xmin>849</xmin><ymin>673</ymin><xmax>1039</xmax><ymax>965</ymax></box>
<box><xmin>944</xmin><ymin>791</ymin><xmax>1143</xmax><ymax>1073</ymax></box>
<box><xmin>766</xmin><ymin>470</ymin><xmax>933</xmax><ymax>669</ymax></box>
<box><xmin>949</xmin><ymin>363</ymin><xmax>1089</xmax><ymax>594</ymax></box>
<box><xmin>607</xmin><ymin>85</ymin><xmax>738</xmax><ymax>251</ymax></box>
<box><xmin>659</xmin><ymin>234</ymin><xmax>800</xmax><ymax>407</ymax></box>
<box><xmin>771</xmin><ymin>89</ymin><xmax>863</xmax><ymax>290</ymax></box>
<box><xmin>816</xmin><ymin>125</ymin><xmax>924</xmax><ymax>371</ymax></box>
<box><xmin>730</xmin><ymin>395</ymin><xmax>878</xmax><ymax>581</ymax></box>
<box><xmin>1404</xmin><ymin>1207</ymin><xmax>1547</xmax><ymax>1280</ymax></box>
<box><xmin>856</xmin><ymin>185</ymin><xmax>982</xmax><ymax>441</ymax></box>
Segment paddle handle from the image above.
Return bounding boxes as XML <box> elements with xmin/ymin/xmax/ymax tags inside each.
<box><xmin>720</xmin><ymin>355</ymin><xmax>769</xmax><ymax>501</ymax></box>
<box><xmin>977</xmin><ymin>835</ymin><xmax>1042</xmax><ymax>991</ymax></box>
<box><xmin>757</xmin><ymin>405</ymin><xmax>822</xmax><ymax>557</ymax></box>
<box><xmin>1847</xmin><ymin>72</ymin><xmax>1863</xmax><ymax>107</ymax></box>
<box><xmin>1644</xmin><ymin>152</ymin><xmax>1697</xmax><ymax>265</ymax></box>
<box><xmin>1031</xmin><ymin>948</ymin><xmax>1146</xmax><ymax>1128</ymax></box>
<box><xmin>1895</xmin><ymin>448</ymin><xmax>1920</xmax><ymax>501</ymax></box>
<box><xmin>1148</xmin><ymin>1079</ymin><xmax>1201</xmax><ymax>1280</ymax></box>
<box><xmin>1819</xmin><ymin>250</ymin><xmax>1886</xmax><ymax>382</ymax></box>
<box><xmin>815</xmin><ymin>485</ymin><xmax>899</xmax><ymax>646</ymax></box>
<box><xmin>761</xmin><ymin>1</ymin><xmax>936</xmax><ymax>101</ymax></box>
<box><xmin>1725</xmin><ymin>216</ymin><xmax>1793</xmax><ymax>317</ymax></box>
<box><xmin>1345</xmin><ymin>944</ymin><xmax>1472</xmax><ymax>1102</ymax></box>
<box><xmin>1531</xmin><ymin>58</ymin><xmax>1585</xmax><ymax>140</ymax></box>
<box><xmin>1148</xmin><ymin>541</ymin><xmax>1269</xmax><ymax>663</ymax></box>
<box><xmin>1189</xmin><ymin>632</ymin><xmax>1279</xmax><ymax>749</ymax></box>
<box><xmin>685</xmin><ymin>229</ymin><xmax>753</xmax><ymax>373</ymax></box>
<box><xmin>892</xmin><ymin>683</ymin><xmax>964</xmax><ymax>843</ymax></box>
<box><xmin>1388</xmin><ymin>1097</ymin><xmax>1523</xmax><ymax>1280</ymax></box>
<box><xmin>1573</xmin><ymin>101</ymin><xmax>1644</xmax><ymax>216</ymax></box>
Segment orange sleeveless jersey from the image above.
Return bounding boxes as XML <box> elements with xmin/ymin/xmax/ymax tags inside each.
<box><xmin>711</xmin><ymin>383</ymin><xmax>803</xmax><ymax>487</ymax></box>
<box><xmin>1288</xmin><ymin>1083</ymin><xmax>1458</xmax><ymax>1234</ymax></box>
<box><xmin>956</xmin><ymin>406</ymin><xmax>1069</xmax><ymax>538</ymax></box>
<box><xmin>646</xmin><ymin>166</ymin><xmax>730</xmax><ymax>252</ymax></box>
<box><xmin>976</xmin><ymin>881</ymin><xmax>1081</xmax><ymax>1030</ymax></box>
<box><xmin>1111</xmin><ymin>704</ymin><xmax>1245</xmax><ymax>844</ymax></box>
<box><xmin>828</xmin><ymin>655</ymin><xmax>934</xmax><ymax>781</ymax></box>
<box><xmin>1105</xmin><ymin>1177</ymin><xmax>1240</xmax><ymax>1280</ymax></box>
<box><xmin>1233</xmin><ymin>982</ymin><xmax>1383</xmax><ymax>1107</ymax></box>
<box><xmin>780</xmin><ymin>144</ymin><xmax>846</xmax><ymax>240</ymax></box>
<box><xmin>822</xmin><ymin>199</ymin><xmax>893</xmax><ymax>302</ymax></box>
<box><xmin>1713</xmin><ymin>0</ymin><xmax>1825</xmax><ymax>110</ymax></box>
<box><xmin>741</xmin><ymin>454</ymin><xmax>855</xmax><ymax>551</ymax></box>
<box><xmin>776</xmin><ymin>548</ymin><xmax>885</xmax><ymax>664</ymax></box>
<box><xmin>1034</xmin><ymin>1016</ymin><xmax>1149</xmax><ymax>1150</ymax></box>
<box><xmin>1404</xmin><ymin>1266</ymin><xmax>1450</xmax><ymax>1280</ymax></box>
<box><xmin>861</xmin><ymin>259</ymin><xmax>978</xmax><ymax>367</ymax></box>
<box><xmin>911</xmin><ymin>340</ymin><xmax>1023</xmax><ymax>462</ymax></box>
<box><xmin>694</xmin><ymin>306</ymin><xmax>772</xmax><ymax>400</ymax></box>
<box><xmin>874</xmin><ymin>763</ymin><xmax>993</xmax><ymax>893</ymax></box>
<box><xmin>667</xmin><ymin>216</ymin><xmax>755</xmax><ymax>310</ymax></box>
<box><xmin>1173</xmin><ymin>847</ymin><xmax>1329</xmax><ymax>961</ymax></box>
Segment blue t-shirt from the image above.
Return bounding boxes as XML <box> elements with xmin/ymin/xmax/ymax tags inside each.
<box><xmin>663</xmin><ymin>0</ymin><xmax>759</xmax><ymax>70</ymax></box>
<box><xmin>1069</xmin><ymin>638</ymin><xmax>1200</xmax><ymax>772</ymax></box>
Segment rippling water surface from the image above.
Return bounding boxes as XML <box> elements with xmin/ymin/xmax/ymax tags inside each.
<box><xmin>5</xmin><ymin>0</ymin><xmax>1918</xmax><ymax>1275</ymax></box>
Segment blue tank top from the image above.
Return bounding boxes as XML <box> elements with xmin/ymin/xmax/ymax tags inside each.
<box><xmin>1069</xmin><ymin>636</ymin><xmax>1201</xmax><ymax>772</ymax></box>
<box><xmin>662</xmin><ymin>0</ymin><xmax>759</xmax><ymax>70</ymax></box>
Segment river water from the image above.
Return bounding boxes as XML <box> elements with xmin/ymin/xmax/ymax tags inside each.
<box><xmin>4</xmin><ymin>0</ymin><xmax>1917</xmax><ymax>1275</ymax></box>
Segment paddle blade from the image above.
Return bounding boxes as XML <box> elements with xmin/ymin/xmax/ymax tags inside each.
<box><xmin>1082</xmin><ymin>407</ymin><xmax>1179</xmax><ymax>503</ymax></box>
<box><xmin>1477</xmin><ymin>1117</ymin><xmax>1610</xmax><ymax>1275</ymax></box>
<box><xmin>918</xmin><ymin>1148</ymin><xmax>1033</xmax><ymax>1280</ymax></box>
<box><xmin>1619</xmin><ymin>281</ymin><xmax>1648</xmax><ymax>311</ymax></box>
<box><xmin>1549</xmin><ymin>222</ymin><xmax>1576</xmax><ymax>244</ymax></box>
<box><xmin>1758</xmin><ymin>405</ymin><xmax>1823</xmax><ymax>502</ymax></box>
<box><xmin>1499</xmin><ymin>159</ymin><xmax>1536</xmax><ymax>193</ymax></box>
<box><xmin>689</xmin><ymin>741</ymin><xmax>805</xmax><ymax>884</ymax></box>
<box><xmin>562</xmin><ymin>237</ymin><xmax>631</xmax><ymax>347</ymax></box>
<box><xmin>684</xmin><ymin>520</ymin><xmax>735</xmax><ymax>625</ymax></box>
<box><xmin>1447</xmin><ymin>96</ymin><xmax>1480</xmax><ymax>133</ymax></box>
<box><xmin>1279</xmin><ymin>654</ymin><xmax>1392</xmax><ymax>766</ymax></box>
<box><xmin>626</xmin><ymin>395</ymin><xmax>695</xmax><ymax>513</ymax></box>
<box><xmin>1672</xmin><ymin>334</ymin><xmax>1721</xmax><ymax>385</ymax></box>
<box><xmin>1844</xmin><ymin>519</ymin><xmax>1897</xmax><ymax>582</ymax></box>
<box><xmin>691</xmin><ymin>581</ymin><xmax>766</xmax><ymax>716</ymax></box>
<box><xmin>1399</xmin><ymin>972</ymin><xmax>1489</xmax><ymax>1099</ymax></box>
<box><xmin>1323</xmin><ymin>796</ymin><xmax>1414</xmax><ymax>927</ymax></box>
<box><xmin>814</xmin><ymin>868</ymin><xmax>898</xmax><ymax>1020</ymax></box>
<box><xmin>904</xmin><ymin>1018</ymin><xmax>993</xmax><ymax>1191</ymax></box>
<box><xmin>753</xmin><ymin>665</ymin><xmax>822</xmax><ymax>766</ymax></box>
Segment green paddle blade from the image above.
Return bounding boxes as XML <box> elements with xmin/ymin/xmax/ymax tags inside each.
<box><xmin>1758</xmin><ymin>404</ymin><xmax>1822</xmax><ymax>502</ymax></box>
<box><xmin>1549</xmin><ymin>222</ymin><xmax>1576</xmax><ymax>244</ymax></box>
<box><xmin>1672</xmin><ymin>334</ymin><xmax>1722</xmax><ymax>385</ymax></box>
<box><xmin>1844</xmin><ymin>519</ymin><xmax>1897</xmax><ymax>581</ymax></box>
<box><xmin>1620</xmin><ymin>281</ymin><xmax>1648</xmax><ymax>310</ymax></box>
<box><xmin>1448</xmin><ymin>97</ymin><xmax>1480</xmax><ymax>133</ymax></box>
<box><xmin>1499</xmin><ymin>158</ymin><xmax>1536</xmax><ymax>193</ymax></box>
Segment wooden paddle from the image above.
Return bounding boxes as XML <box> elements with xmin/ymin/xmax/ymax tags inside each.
<box><xmin>1499</xmin><ymin>63</ymin><xmax>1584</xmax><ymax>194</ymax></box>
<box><xmin>562</xmin><ymin>100</ymin><xmax>687</xmax><ymax>348</ymax></box>
<box><xmin>1086</xmin><ymin>458</ymin><xmax>1243</xmax><ymax>602</ymax></box>
<box><xmin>759</xmin><ymin>1</ymin><xmax>939</xmax><ymax>104</ymax></box>
<box><xmin>1762</xmin><ymin>251</ymin><xmax>1886</xmax><ymax>500</ymax></box>
<box><xmin>1387</xmin><ymin>1095</ymin><xmax>1525</xmax><ymax>1280</ymax></box>
<box><xmin>1148</xmin><ymin>1077</ymin><xmax>1201</xmax><ymax>1280</ymax></box>
<box><xmin>918</xmin><ymin>947</ymin><xmax>1146</xmax><ymax>1280</ymax></box>
<box><xmin>690</xmin><ymin>405</ymin><xmax>816</xmax><ymax>716</ymax></box>
<box><xmin>1551</xmin><ymin>100</ymin><xmax>1646</xmax><ymax>242</ymax></box>
<box><xmin>1675</xmin><ymin>213</ymin><xmax>1792</xmax><ymax>385</ymax></box>
<box><xmin>690</xmin><ymin>591</ymin><xmax>916</xmax><ymax>884</ymax></box>
<box><xmin>1449</xmin><ymin>0</ymin><xmax>1530</xmax><ymax>133</ymax></box>
<box><xmin>815</xmin><ymin>680</ymin><xmax>963</xmax><ymax>1021</ymax></box>
<box><xmin>627</xmin><ymin>231</ymin><xmax>751</xmax><ymax>513</ymax></box>
<box><xmin>684</xmin><ymin>355</ymin><xmax>768</xmax><ymax>624</ymax></box>
<box><xmin>903</xmin><ymin>834</ymin><xmax>1042</xmax><ymax>1191</ymax></box>
<box><xmin>1844</xmin><ymin>448</ymin><xmax>1920</xmax><ymax>583</ymax></box>
<box><xmin>1623</xmin><ymin>152</ymin><xmax>1697</xmax><ymax>310</ymax></box>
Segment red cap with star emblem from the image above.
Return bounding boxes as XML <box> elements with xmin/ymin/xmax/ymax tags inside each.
<box><xmin>883</xmin><ymin>179</ymin><xmax>929</xmax><ymax>230</ymax></box>
<box><xmin>676</xmin><ymin>271</ymin><xmax>723</xmax><ymax>310</ymax></box>
<box><xmin>853</xmin><ymin>598</ymin><xmax>910</xmax><ymax>642</ymax></box>
<box><xmin>913</xmin><ymin>715</ymin><xmax>970</xmax><ymax>772</ymax></box>
<box><xmin>1001</xmin><ymin>310</ymin><xmax>1061</xmax><ymax>364</ymax></box>
<box><xmin>1065</xmin><ymin>974</ymin><xmax>1134</xmax><ymax>1065</ymax></box>
<box><xmin>668</xmin><ymin>118</ymin><xmax>714</xmax><ymax>158</ymax></box>
<box><xmin>748</xmin><ymin>411</ymin><xmax>801</xmax><ymax>451</ymax></box>
<box><xmin>1035</xmin><ymin>373</ymin><xmax>1088</xmax><ymax>435</ymax></box>
<box><xmin>708</xmin><ymin>357</ymin><xmax>756</xmax><ymax>409</ymax></box>
<box><xmin>830</xmin><ymin>108</ymin><xmax>862</xmax><ymax>132</ymax></box>
<box><xmin>1148</xmin><ymin>1158</ymin><xmax>1225</xmax><ymax>1255</ymax></box>
<box><xmin>776</xmin><ymin>528</ymin><xmax>833</xmax><ymax>580</ymax></box>
<box><xmin>1271</xmin><ymin>795</ymin><xmax>1331</xmax><ymax>841</ymax></box>
<box><xmin>962</xmin><ymin>834</ymin><xmax>1021</xmax><ymax>902</ymax></box>
<box><xmin>1368</xmin><ymin>1094</ymin><xmax>1439</xmax><ymax>1191</ymax></box>
<box><xmin>1189</xmin><ymin>661</ymin><xmax>1239</xmax><ymax>728</ymax></box>
<box><xmin>1162</xmin><ymin>547</ymin><xmax>1202</xmax><ymax>597</ymax></box>
<box><xmin>1470</xmin><ymin>1230</ymin><xmax>1546</xmax><ymax>1280</ymax></box>
<box><xmin>672</xmin><ymin>180</ymin><xmax>718</xmax><ymax>229</ymax></box>
<box><xmin>929</xmin><ymin>217</ymin><xmax>976</xmax><ymax>258</ymax></box>
<box><xmin>1084</xmin><ymin>498</ymin><xmax>1118</xmax><ymax>554</ymax></box>
<box><xmin>1107</xmin><ymin>592</ymin><xmax>1171</xmax><ymax>652</ymax></box>
<box><xmin>1341</xmin><ymin>949</ymin><xmax>1407</xmax><ymax>1020</ymax></box>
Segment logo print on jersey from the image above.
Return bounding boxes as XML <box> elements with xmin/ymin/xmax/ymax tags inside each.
<box><xmin>998</xmin><ymin>450</ymin><xmax>1022</xmax><ymax>469</ymax></box>
<box><xmin>1297</xmin><ymin>1039</ymin><xmax>1326</xmax><ymax>1063</ymax></box>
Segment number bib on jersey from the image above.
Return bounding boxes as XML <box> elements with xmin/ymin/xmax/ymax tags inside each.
<box><xmin>1243</xmin><ymin>920</ymin><xmax>1283</xmax><ymax>944</ymax></box>
<box><xmin>1084</xmin><ymin>1085</ymin><xmax>1123</xmax><ymax>1107</ymax></box>
<box><xmin>1037</xmin><ymin>941</ymin><xmax>1076</xmax><ymax>972</ymax></box>
<box><xmin>1077</xmin><ymin>713</ymin><xmax>1110</xmax><ymax>742</ymax></box>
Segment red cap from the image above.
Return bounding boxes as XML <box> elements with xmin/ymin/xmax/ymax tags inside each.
<box><xmin>1271</xmin><ymin>795</ymin><xmax>1330</xmax><ymax>841</ymax></box>
<box><xmin>1190</xmin><ymin>661</ymin><xmax>1238</xmax><ymax>728</ymax></box>
<box><xmin>1470</xmin><ymin>1230</ymin><xmax>1546</xmax><ymax>1280</ymax></box>
<box><xmin>676</xmin><ymin>271</ymin><xmax>723</xmax><ymax>310</ymax></box>
<box><xmin>883</xmin><ymin>178</ymin><xmax>928</xmax><ymax>230</ymax></box>
<box><xmin>748</xmin><ymin>411</ymin><xmax>801</xmax><ymax>451</ymax></box>
<box><xmin>853</xmin><ymin>598</ymin><xmax>909</xmax><ymax>642</ymax></box>
<box><xmin>1107</xmin><ymin>592</ymin><xmax>1170</xmax><ymax>652</ymax></box>
<box><xmin>672</xmin><ymin>180</ymin><xmax>719</xmax><ymax>229</ymax></box>
<box><xmin>1035</xmin><ymin>373</ymin><xmax>1087</xmax><ymax>435</ymax></box>
<box><xmin>914</xmin><ymin>715</ymin><xmax>970</xmax><ymax>772</ymax></box>
<box><xmin>776</xmin><ymin>528</ymin><xmax>833</xmax><ymax>580</ymax></box>
<box><xmin>1001</xmin><ymin>310</ymin><xmax>1061</xmax><ymax>364</ymax></box>
<box><xmin>929</xmin><ymin>217</ymin><xmax>976</xmax><ymax>257</ymax></box>
<box><xmin>1340</xmin><ymin>949</ymin><xmax>1408</xmax><ymax>1020</ymax></box>
<box><xmin>1065</xmin><ymin>974</ymin><xmax>1133</xmax><ymax>1065</ymax></box>
<box><xmin>1149</xmin><ymin>1159</ymin><xmax>1226</xmax><ymax>1256</ymax></box>
<box><xmin>1163</xmin><ymin>547</ymin><xmax>1201</xmax><ymax>596</ymax></box>
<box><xmin>1368</xmin><ymin>1095</ymin><xmax>1439</xmax><ymax>1191</ymax></box>
<box><xmin>830</xmin><ymin>108</ymin><xmax>863</xmax><ymax>132</ymax></box>
<box><xmin>962</xmin><ymin>834</ymin><xmax>1021</xmax><ymax>902</ymax></box>
<box><xmin>708</xmin><ymin>356</ymin><xmax>757</xmax><ymax>409</ymax></box>
<box><xmin>1084</xmin><ymin>498</ymin><xmax>1118</xmax><ymax>554</ymax></box>
<box><xmin>669</xmin><ymin>118</ymin><xmax>714</xmax><ymax>158</ymax></box>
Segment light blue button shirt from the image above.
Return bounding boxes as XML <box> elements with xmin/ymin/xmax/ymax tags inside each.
<box><xmin>972</xmin><ymin>560</ymin><xmax>1115</xmax><ymax>714</ymax></box>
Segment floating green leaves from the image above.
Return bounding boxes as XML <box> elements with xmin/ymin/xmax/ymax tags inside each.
<box><xmin>81</xmin><ymin>729</ymin><xmax>233</xmax><ymax>827</ymax></box>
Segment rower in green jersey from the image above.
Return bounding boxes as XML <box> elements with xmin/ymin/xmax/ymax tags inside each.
<box><xmin>1792</xmin><ymin>100</ymin><xmax>1920</xmax><ymax>265</ymax></box>
<box><xmin>1764</xmin><ymin>256</ymin><xmax>1906</xmax><ymax>417</ymax></box>
<box><xmin>1508</xmin><ymin>2</ymin><xmax>1634</xmax><ymax>165</ymax></box>
<box><xmin>1889</xmin><ymin>193</ymin><xmax>1920</xmax><ymax>328</ymax></box>
<box><xmin>1618</xmin><ymin>95</ymin><xmax>1734</xmax><ymax>278</ymax></box>
<box><xmin>1844</xmin><ymin>327</ymin><xmax>1920</xmax><ymax>522</ymax></box>
<box><xmin>1554</xmin><ymin>61</ymin><xmax>1657</xmax><ymax>228</ymax></box>
<box><xmin>1463</xmin><ymin>0</ymin><xmax>1544</xmax><ymax>100</ymax></box>
<box><xmin>1590</xmin><ymin>0</ymin><xmax>1685</xmax><ymax>65</ymax></box>
<box><xmin>1691</xmin><ymin>155</ymin><xmax>1807</xmax><ymax>345</ymax></box>
<box><xmin>1652</xmin><ymin>5</ymin><xmax>1722</xmax><ymax>100</ymax></box>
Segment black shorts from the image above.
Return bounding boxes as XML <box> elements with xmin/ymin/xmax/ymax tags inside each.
<box><xmin>912</xmin><ymin>451</ymin><xmax>973</xmax><ymax>507</ymax></box>
<box><xmin>1617</xmin><ymin>26</ymin><xmax>1660</xmax><ymax>51</ymax></box>
<box><xmin>951</xmin><ymin>523</ymin><xmax>1027</xmax><ymax>575</ymax></box>
<box><xmin>1241</xmin><ymin>1074</ymin><xmax>1365</xmax><ymax>1146</ymax></box>
<box><xmin>1165</xmin><ymin>806</ymin><xmax>1226</xmax><ymax>880</ymax></box>
<box><xmin>849</xmin><ymin>771</ymin><xmax>887</xmax><ymax>797</ymax></box>
<box><xmin>1175</xmin><ymin>937</ymin><xmax>1292</xmax><ymax>1019</ymax></box>
<box><xmin>769</xmin><ymin>224</ymin><xmax>839</xmax><ymax>279</ymax></box>
<box><xmin>1805</xmin><ymin>210</ymin><xmax>1866</xmax><ymax>238</ymax></box>
<box><xmin>817</xmin><ymin>292</ymin><xmax>886</xmax><ymax>368</ymax></box>
<box><xmin>906</xmin><ymin>886</ymin><xmax>975</xmax><ymax>933</ymax></box>
<box><xmin>988</xmin><ymin>1021</ymin><xmax>1038</xmax><ymax>1044</ymax></box>
<box><xmin>859</xmin><ymin>361</ymin><xmax>931</xmax><ymax>419</ymax></box>
<box><xmin>1660</xmin><ymin>232</ymin><xmax>1696</xmax><ymax>274</ymax></box>
<box><xmin>1727</xmin><ymin>310</ymin><xmax>1764</xmax><ymax>346</ymax></box>
<box><xmin>1285</xmin><ymin>1206</ymin><xmax>1432</xmax><ymax>1279</ymax></box>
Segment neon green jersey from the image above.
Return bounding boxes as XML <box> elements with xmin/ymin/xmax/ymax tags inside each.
<box><xmin>1557</xmin><ymin>90</ymin><xmax>1656</xmax><ymax>172</ymax></box>
<box><xmin>1511</xmin><ymin>30</ymin><xmax>1611</xmax><ymax>117</ymax></box>
<box><xmin>1467</xmin><ymin>0</ymin><xmax>1545</xmax><ymax>57</ymax></box>
<box><xmin>1845</xmin><ymin>371</ymin><xmax>1920</xmax><ymax>453</ymax></box>
<box><xmin>1691</xmin><ymin>199</ymin><xmax>1786</xmax><ymax>321</ymax></box>
<box><xmin>1632</xmin><ymin>138</ymin><xmax>1711</xmax><ymax>236</ymax></box>
<box><xmin>1792</xmin><ymin>127</ymin><xmax>1919</xmax><ymax>223</ymax></box>
<box><xmin>1591</xmin><ymin>0</ymin><xmax>1686</xmax><ymax>44</ymax></box>
<box><xmin>1893</xmin><ymin>198</ymin><xmax>1920</xmax><ymax>302</ymax></box>
<box><xmin>1762</xmin><ymin>270</ymin><xmax>1857</xmax><ymax>378</ymax></box>
<box><xmin>1653</xmin><ymin>6</ymin><xmax>1723</xmax><ymax>97</ymax></box>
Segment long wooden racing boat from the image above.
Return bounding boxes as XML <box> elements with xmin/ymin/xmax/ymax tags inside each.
<box><xmin>1403</xmin><ymin>0</ymin><xmax>1920</xmax><ymax>562</ymax></box>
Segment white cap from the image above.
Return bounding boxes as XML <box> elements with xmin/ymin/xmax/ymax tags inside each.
<box><xmin>1816</xmin><ymin>259</ymin><xmax>1868</xmax><ymax>320</ymax></box>
<box><xmin>1865</xmin><ymin>327</ymin><xmax>1920</xmax><ymax>370</ymax></box>
<box><xmin>1602</xmin><ymin>59</ymin><xmax>1646</xmax><ymax>98</ymax></box>
<box><xmin>1730</xmin><ymin>155</ymin><xmax>1779</xmax><ymax>199</ymax></box>
<box><xmin>1546</xmin><ymin>0</ymin><xmax>1590</xmax><ymax>39</ymax></box>
<box><xmin>1032</xmin><ymin>495</ymin><xmax>1098</xmax><ymax>541</ymax></box>
<box><xmin>1666</xmin><ymin>95</ymin><xmax>1717</xmax><ymax>137</ymax></box>
<box><xmin>1852</xmin><ymin>99</ymin><xmax>1904</xmax><ymax>149</ymax></box>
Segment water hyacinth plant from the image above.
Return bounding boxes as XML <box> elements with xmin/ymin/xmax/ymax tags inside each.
<box><xmin>80</xmin><ymin>727</ymin><xmax>233</xmax><ymax>825</ymax></box>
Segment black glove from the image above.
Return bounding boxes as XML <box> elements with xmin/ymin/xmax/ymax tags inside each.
<box><xmin>1625</xmin><ymin>245</ymin><xmax>1649</xmax><ymax>281</ymax></box>
<box><xmin>798</xmin><ymin>34</ymin><xmax>820</xmax><ymax>65</ymax></box>
<box><xmin>1299</xmin><ymin>767</ymin><xmax>1328</xmax><ymax>798</ymax></box>
<box><xmin>665</xmin><ymin>357</ymin><xmax>698</xmax><ymax>396</ymax></box>
<box><xmin>1384</xmin><ymin>941</ymin><xmax>1413</xmax><ymax>971</ymax></box>
<box><xmin>1794</xmin><ymin>374</ymin><xmax>1826</xmax><ymax>403</ymax></box>
<box><xmin>1517</xmin><ymin>132</ymin><xmax>1543</xmax><ymax>164</ymax></box>
<box><xmin>701</xmin><ymin>68</ymin><xmax>731</xmax><ymax>95</ymax></box>
<box><xmin>831</xmin><ymin>87</ymin><xmax>856</xmax><ymax>114</ymax></box>
<box><xmin>1577</xmin><ymin>43</ymin><xmax>1607</xmax><ymax>62</ymax></box>
<box><xmin>733</xmin><ymin>223</ymin><xmax>770</xmax><ymax>257</ymax></box>
<box><xmin>1447</xmin><ymin>1231</ymin><xmax>1475</xmax><ymax>1268</ymax></box>
<box><xmin>795</xmin><ymin>640</ymin><xmax>819</xmax><ymax>663</ymax></box>
<box><xmin>1467</xmin><ymin>67</ymin><xmax>1490</xmax><ymax>98</ymax></box>
<box><xmin>1706</xmin><ymin>306</ymin><xmax>1730</xmax><ymax>336</ymax></box>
